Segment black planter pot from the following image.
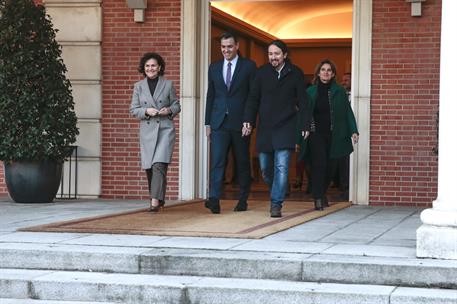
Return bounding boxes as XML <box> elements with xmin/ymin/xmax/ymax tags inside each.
<box><xmin>4</xmin><ymin>160</ymin><xmax>63</xmax><ymax>203</ymax></box>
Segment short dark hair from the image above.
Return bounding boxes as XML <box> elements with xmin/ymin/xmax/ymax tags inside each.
<box><xmin>312</xmin><ymin>58</ymin><xmax>337</xmax><ymax>85</ymax></box>
<box><xmin>138</xmin><ymin>52</ymin><xmax>166</xmax><ymax>77</ymax></box>
<box><xmin>220</xmin><ymin>31</ymin><xmax>238</xmax><ymax>43</ymax></box>
<box><xmin>268</xmin><ymin>39</ymin><xmax>289</xmax><ymax>55</ymax></box>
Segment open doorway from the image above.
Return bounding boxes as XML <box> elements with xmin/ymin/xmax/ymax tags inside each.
<box><xmin>209</xmin><ymin>0</ymin><xmax>353</xmax><ymax>201</ymax></box>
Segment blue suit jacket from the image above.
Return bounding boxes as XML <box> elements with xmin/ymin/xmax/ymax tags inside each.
<box><xmin>205</xmin><ymin>57</ymin><xmax>257</xmax><ymax>131</ymax></box>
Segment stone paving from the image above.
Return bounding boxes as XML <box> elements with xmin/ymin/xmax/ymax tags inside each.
<box><xmin>3</xmin><ymin>197</ymin><xmax>457</xmax><ymax>304</ymax></box>
<box><xmin>0</xmin><ymin>197</ymin><xmax>421</xmax><ymax>258</ymax></box>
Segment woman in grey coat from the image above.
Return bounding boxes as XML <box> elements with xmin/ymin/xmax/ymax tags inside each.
<box><xmin>130</xmin><ymin>53</ymin><xmax>181</xmax><ymax>212</ymax></box>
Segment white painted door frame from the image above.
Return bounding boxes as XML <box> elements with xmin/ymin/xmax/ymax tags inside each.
<box><xmin>180</xmin><ymin>0</ymin><xmax>372</xmax><ymax>205</ymax></box>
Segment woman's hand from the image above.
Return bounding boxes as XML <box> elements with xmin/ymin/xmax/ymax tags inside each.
<box><xmin>352</xmin><ymin>133</ymin><xmax>359</xmax><ymax>144</ymax></box>
<box><xmin>158</xmin><ymin>107</ymin><xmax>171</xmax><ymax>116</ymax></box>
<box><xmin>146</xmin><ymin>107</ymin><xmax>159</xmax><ymax>117</ymax></box>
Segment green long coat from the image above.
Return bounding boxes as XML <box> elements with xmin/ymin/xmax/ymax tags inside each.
<box><xmin>298</xmin><ymin>80</ymin><xmax>358</xmax><ymax>160</ymax></box>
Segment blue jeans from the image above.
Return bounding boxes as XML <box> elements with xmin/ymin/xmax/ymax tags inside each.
<box><xmin>258</xmin><ymin>149</ymin><xmax>291</xmax><ymax>207</ymax></box>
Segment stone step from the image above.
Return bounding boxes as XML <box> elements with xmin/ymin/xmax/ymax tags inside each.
<box><xmin>1</xmin><ymin>242</ymin><xmax>457</xmax><ymax>289</ymax></box>
<box><xmin>0</xmin><ymin>299</ymin><xmax>117</xmax><ymax>304</ymax></box>
<box><xmin>1</xmin><ymin>268</ymin><xmax>457</xmax><ymax>304</ymax></box>
<box><xmin>141</xmin><ymin>248</ymin><xmax>457</xmax><ymax>289</ymax></box>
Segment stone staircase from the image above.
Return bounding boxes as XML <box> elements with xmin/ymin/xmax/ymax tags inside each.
<box><xmin>1</xmin><ymin>242</ymin><xmax>457</xmax><ymax>303</ymax></box>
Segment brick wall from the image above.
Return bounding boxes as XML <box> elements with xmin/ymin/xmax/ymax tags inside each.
<box><xmin>370</xmin><ymin>0</ymin><xmax>440</xmax><ymax>206</ymax></box>
<box><xmin>0</xmin><ymin>165</ymin><xmax>5</xmax><ymax>197</ymax></box>
<box><xmin>0</xmin><ymin>0</ymin><xmax>443</xmax><ymax>205</ymax></box>
<box><xmin>101</xmin><ymin>0</ymin><xmax>181</xmax><ymax>199</ymax></box>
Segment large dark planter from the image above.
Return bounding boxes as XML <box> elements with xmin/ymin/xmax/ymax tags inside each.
<box><xmin>4</xmin><ymin>160</ymin><xmax>63</xmax><ymax>203</ymax></box>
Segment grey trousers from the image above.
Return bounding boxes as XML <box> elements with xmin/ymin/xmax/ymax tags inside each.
<box><xmin>145</xmin><ymin>163</ymin><xmax>168</xmax><ymax>200</ymax></box>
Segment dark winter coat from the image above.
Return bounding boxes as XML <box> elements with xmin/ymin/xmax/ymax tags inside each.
<box><xmin>244</xmin><ymin>61</ymin><xmax>309</xmax><ymax>153</ymax></box>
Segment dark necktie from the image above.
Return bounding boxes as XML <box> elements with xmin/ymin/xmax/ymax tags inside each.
<box><xmin>226</xmin><ymin>62</ymin><xmax>232</xmax><ymax>89</ymax></box>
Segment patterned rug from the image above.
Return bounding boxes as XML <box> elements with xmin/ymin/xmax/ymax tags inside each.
<box><xmin>20</xmin><ymin>199</ymin><xmax>351</xmax><ymax>239</ymax></box>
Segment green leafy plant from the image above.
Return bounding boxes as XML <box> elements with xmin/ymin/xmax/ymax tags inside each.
<box><xmin>0</xmin><ymin>0</ymin><xmax>79</xmax><ymax>162</ymax></box>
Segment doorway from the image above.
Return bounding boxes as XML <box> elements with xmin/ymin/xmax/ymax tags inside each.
<box><xmin>179</xmin><ymin>0</ymin><xmax>372</xmax><ymax>205</ymax></box>
<box><xmin>209</xmin><ymin>0</ymin><xmax>353</xmax><ymax>201</ymax></box>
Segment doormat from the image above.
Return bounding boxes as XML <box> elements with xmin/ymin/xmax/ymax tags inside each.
<box><xmin>20</xmin><ymin>200</ymin><xmax>351</xmax><ymax>239</ymax></box>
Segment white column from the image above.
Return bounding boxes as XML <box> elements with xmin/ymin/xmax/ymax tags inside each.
<box><xmin>350</xmin><ymin>0</ymin><xmax>372</xmax><ymax>205</ymax></box>
<box><xmin>416</xmin><ymin>0</ymin><xmax>457</xmax><ymax>260</ymax></box>
<box><xmin>179</xmin><ymin>0</ymin><xmax>210</xmax><ymax>199</ymax></box>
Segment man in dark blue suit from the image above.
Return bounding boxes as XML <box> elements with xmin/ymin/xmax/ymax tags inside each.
<box><xmin>204</xmin><ymin>32</ymin><xmax>257</xmax><ymax>214</ymax></box>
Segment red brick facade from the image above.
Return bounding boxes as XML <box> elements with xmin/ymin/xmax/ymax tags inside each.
<box><xmin>0</xmin><ymin>0</ymin><xmax>442</xmax><ymax>206</ymax></box>
<box><xmin>0</xmin><ymin>0</ymin><xmax>182</xmax><ymax>199</ymax></box>
<box><xmin>0</xmin><ymin>167</ymin><xmax>4</xmax><ymax>195</ymax></box>
<box><xmin>101</xmin><ymin>0</ymin><xmax>181</xmax><ymax>199</ymax></box>
<box><xmin>370</xmin><ymin>0</ymin><xmax>440</xmax><ymax>206</ymax></box>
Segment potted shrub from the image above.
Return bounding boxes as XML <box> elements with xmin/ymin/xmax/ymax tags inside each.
<box><xmin>0</xmin><ymin>0</ymin><xmax>79</xmax><ymax>203</ymax></box>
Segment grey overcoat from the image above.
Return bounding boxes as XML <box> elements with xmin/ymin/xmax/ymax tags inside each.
<box><xmin>130</xmin><ymin>77</ymin><xmax>181</xmax><ymax>169</ymax></box>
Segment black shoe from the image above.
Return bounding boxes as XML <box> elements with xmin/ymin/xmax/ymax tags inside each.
<box><xmin>314</xmin><ymin>199</ymin><xmax>324</xmax><ymax>211</ymax></box>
<box><xmin>148</xmin><ymin>205</ymin><xmax>160</xmax><ymax>212</ymax></box>
<box><xmin>323</xmin><ymin>196</ymin><xmax>329</xmax><ymax>208</ymax></box>
<box><xmin>148</xmin><ymin>200</ymin><xmax>163</xmax><ymax>212</ymax></box>
<box><xmin>270</xmin><ymin>205</ymin><xmax>282</xmax><ymax>218</ymax></box>
<box><xmin>204</xmin><ymin>198</ymin><xmax>220</xmax><ymax>214</ymax></box>
<box><xmin>233</xmin><ymin>200</ymin><xmax>248</xmax><ymax>212</ymax></box>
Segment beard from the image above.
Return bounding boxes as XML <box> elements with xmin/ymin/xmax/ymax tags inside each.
<box><xmin>270</xmin><ymin>59</ymin><xmax>280</xmax><ymax>66</ymax></box>
<box><xmin>270</xmin><ymin>59</ymin><xmax>285</xmax><ymax>69</ymax></box>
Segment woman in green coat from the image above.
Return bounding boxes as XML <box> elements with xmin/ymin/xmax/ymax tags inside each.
<box><xmin>305</xmin><ymin>59</ymin><xmax>358</xmax><ymax>210</ymax></box>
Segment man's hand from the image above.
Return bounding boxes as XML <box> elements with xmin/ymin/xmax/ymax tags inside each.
<box><xmin>242</xmin><ymin>122</ymin><xmax>252</xmax><ymax>137</ymax></box>
<box><xmin>301</xmin><ymin>131</ymin><xmax>310</xmax><ymax>139</ymax></box>
<box><xmin>205</xmin><ymin>126</ymin><xmax>211</xmax><ymax>138</ymax></box>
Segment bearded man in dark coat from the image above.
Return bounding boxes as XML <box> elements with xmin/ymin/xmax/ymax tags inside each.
<box><xmin>243</xmin><ymin>40</ymin><xmax>310</xmax><ymax>218</ymax></box>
